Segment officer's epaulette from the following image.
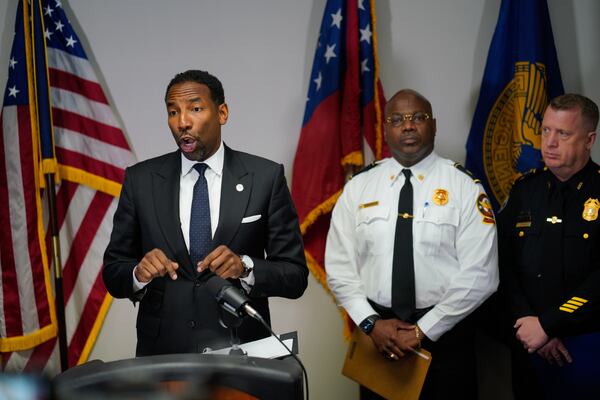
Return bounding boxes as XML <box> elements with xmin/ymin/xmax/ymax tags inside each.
<box><xmin>512</xmin><ymin>166</ymin><xmax>546</xmax><ymax>185</ymax></box>
<box><xmin>453</xmin><ymin>162</ymin><xmax>481</xmax><ymax>184</ymax></box>
<box><xmin>351</xmin><ymin>161</ymin><xmax>381</xmax><ymax>179</ymax></box>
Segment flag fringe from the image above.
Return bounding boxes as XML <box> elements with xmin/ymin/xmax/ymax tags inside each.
<box><xmin>77</xmin><ymin>294</ymin><xmax>112</xmax><ymax>365</ymax></box>
<box><xmin>341</xmin><ymin>150</ymin><xmax>363</xmax><ymax>167</ymax></box>
<box><xmin>299</xmin><ymin>190</ymin><xmax>342</xmax><ymax>235</ymax></box>
<box><xmin>59</xmin><ymin>165</ymin><xmax>123</xmax><ymax>197</ymax></box>
<box><xmin>370</xmin><ymin>0</ymin><xmax>384</xmax><ymax>160</ymax></box>
<box><xmin>0</xmin><ymin>323</ymin><xmax>56</xmax><ymax>352</ymax></box>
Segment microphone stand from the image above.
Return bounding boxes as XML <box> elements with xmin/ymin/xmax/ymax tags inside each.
<box><xmin>216</xmin><ymin>306</ymin><xmax>247</xmax><ymax>356</ymax></box>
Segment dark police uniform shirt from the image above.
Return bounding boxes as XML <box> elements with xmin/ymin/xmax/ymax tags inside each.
<box><xmin>499</xmin><ymin>160</ymin><xmax>600</xmax><ymax>338</ymax></box>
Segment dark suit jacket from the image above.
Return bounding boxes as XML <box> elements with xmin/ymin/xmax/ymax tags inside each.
<box><xmin>103</xmin><ymin>145</ymin><xmax>308</xmax><ymax>356</ymax></box>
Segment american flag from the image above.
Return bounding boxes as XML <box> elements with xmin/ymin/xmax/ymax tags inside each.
<box><xmin>291</xmin><ymin>0</ymin><xmax>387</xmax><ymax>336</ymax></box>
<box><xmin>0</xmin><ymin>0</ymin><xmax>135</xmax><ymax>372</ymax></box>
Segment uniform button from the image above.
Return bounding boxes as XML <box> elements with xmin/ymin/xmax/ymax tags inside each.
<box><xmin>583</xmin><ymin>233</ymin><xmax>589</xmax><ymax>239</ymax></box>
<box><xmin>518</xmin><ymin>231</ymin><xmax>524</xmax><ymax>237</ymax></box>
<box><xmin>195</xmin><ymin>281</ymin><xmax>201</xmax><ymax>287</ymax></box>
<box><xmin>187</xmin><ymin>320</ymin><xmax>197</xmax><ymax>328</ymax></box>
<box><xmin>537</xmin><ymin>274</ymin><xmax>542</xmax><ymax>278</ymax></box>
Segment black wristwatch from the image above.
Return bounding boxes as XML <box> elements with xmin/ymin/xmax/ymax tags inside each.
<box><xmin>359</xmin><ymin>314</ymin><xmax>381</xmax><ymax>335</ymax></box>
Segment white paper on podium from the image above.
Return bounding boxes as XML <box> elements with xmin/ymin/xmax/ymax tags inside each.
<box><xmin>207</xmin><ymin>335</ymin><xmax>294</xmax><ymax>359</ymax></box>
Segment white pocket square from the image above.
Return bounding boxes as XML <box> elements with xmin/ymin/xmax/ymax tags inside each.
<box><xmin>241</xmin><ymin>214</ymin><xmax>262</xmax><ymax>223</ymax></box>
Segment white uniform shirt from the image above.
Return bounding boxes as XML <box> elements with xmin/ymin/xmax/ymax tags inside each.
<box><xmin>325</xmin><ymin>152</ymin><xmax>499</xmax><ymax>341</ymax></box>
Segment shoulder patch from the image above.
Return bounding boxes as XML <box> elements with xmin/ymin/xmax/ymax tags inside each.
<box><xmin>513</xmin><ymin>167</ymin><xmax>545</xmax><ymax>185</ymax></box>
<box><xmin>351</xmin><ymin>161</ymin><xmax>381</xmax><ymax>179</ymax></box>
<box><xmin>453</xmin><ymin>162</ymin><xmax>480</xmax><ymax>183</ymax></box>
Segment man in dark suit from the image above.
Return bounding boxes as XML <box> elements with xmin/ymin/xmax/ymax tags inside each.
<box><xmin>103</xmin><ymin>70</ymin><xmax>308</xmax><ymax>356</ymax></box>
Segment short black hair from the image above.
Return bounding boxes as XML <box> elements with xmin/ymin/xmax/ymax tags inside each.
<box><xmin>165</xmin><ymin>70</ymin><xmax>225</xmax><ymax>105</ymax></box>
<box><xmin>549</xmin><ymin>93</ymin><xmax>599</xmax><ymax>131</ymax></box>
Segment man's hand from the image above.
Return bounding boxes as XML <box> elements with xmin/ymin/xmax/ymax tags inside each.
<box><xmin>135</xmin><ymin>248</ymin><xmax>178</xmax><ymax>283</ymax></box>
<box><xmin>514</xmin><ymin>316</ymin><xmax>549</xmax><ymax>353</ymax></box>
<box><xmin>198</xmin><ymin>245</ymin><xmax>244</xmax><ymax>279</ymax></box>
<box><xmin>537</xmin><ymin>338</ymin><xmax>572</xmax><ymax>366</ymax></box>
<box><xmin>369</xmin><ymin>318</ymin><xmax>415</xmax><ymax>359</ymax></box>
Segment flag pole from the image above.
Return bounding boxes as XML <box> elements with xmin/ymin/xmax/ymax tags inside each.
<box><xmin>44</xmin><ymin>174</ymin><xmax>69</xmax><ymax>372</ymax></box>
<box><xmin>25</xmin><ymin>0</ymin><xmax>69</xmax><ymax>372</ymax></box>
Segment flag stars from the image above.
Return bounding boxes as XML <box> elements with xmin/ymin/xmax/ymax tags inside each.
<box><xmin>65</xmin><ymin>35</ymin><xmax>77</xmax><ymax>47</ymax></box>
<box><xmin>361</xmin><ymin>58</ymin><xmax>370</xmax><ymax>74</ymax></box>
<box><xmin>44</xmin><ymin>5</ymin><xmax>54</xmax><ymax>17</ymax></box>
<box><xmin>9</xmin><ymin>57</ymin><xmax>17</xmax><ymax>69</ymax></box>
<box><xmin>44</xmin><ymin>28</ymin><xmax>53</xmax><ymax>40</ymax></box>
<box><xmin>360</xmin><ymin>24</ymin><xmax>372</xmax><ymax>43</ymax></box>
<box><xmin>55</xmin><ymin>0</ymin><xmax>62</xmax><ymax>7</ymax></box>
<box><xmin>331</xmin><ymin>8</ymin><xmax>343</xmax><ymax>29</ymax></box>
<box><xmin>8</xmin><ymin>85</ymin><xmax>20</xmax><ymax>98</ymax></box>
<box><xmin>55</xmin><ymin>20</ymin><xmax>64</xmax><ymax>32</ymax></box>
<box><xmin>358</xmin><ymin>0</ymin><xmax>366</xmax><ymax>11</ymax></box>
<box><xmin>314</xmin><ymin>72</ymin><xmax>323</xmax><ymax>91</ymax></box>
<box><xmin>324</xmin><ymin>44</ymin><xmax>337</xmax><ymax>63</ymax></box>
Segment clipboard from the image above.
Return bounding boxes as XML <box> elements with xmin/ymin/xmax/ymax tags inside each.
<box><xmin>342</xmin><ymin>329</ymin><xmax>432</xmax><ymax>400</ymax></box>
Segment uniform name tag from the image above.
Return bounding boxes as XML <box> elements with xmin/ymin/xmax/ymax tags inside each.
<box><xmin>359</xmin><ymin>201</ymin><xmax>379</xmax><ymax>209</ymax></box>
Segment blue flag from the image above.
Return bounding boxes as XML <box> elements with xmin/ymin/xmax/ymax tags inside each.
<box><xmin>465</xmin><ymin>0</ymin><xmax>563</xmax><ymax>210</ymax></box>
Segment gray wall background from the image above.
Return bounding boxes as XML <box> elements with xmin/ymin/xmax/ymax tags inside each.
<box><xmin>1</xmin><ymin>1</ymin><xmax>598</xmax><ymax>399</ymax></box>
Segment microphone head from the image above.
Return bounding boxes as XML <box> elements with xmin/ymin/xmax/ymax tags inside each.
<box><xmin>204</xmin><ymin>274</ymin><xmax>249</xmax><ymax>317</ymax></box>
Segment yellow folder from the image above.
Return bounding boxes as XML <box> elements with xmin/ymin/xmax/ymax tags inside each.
<box><xmin>342</xmin><ymin>329</ymin><xmax>432</xmax><ymax>400</ymax></box>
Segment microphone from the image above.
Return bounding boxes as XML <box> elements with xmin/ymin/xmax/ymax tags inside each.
<box><xmin>204</xmin><ymin>274</ymin><xmax>263</xmax><ymax>322</ymax></box>
<box><xmin>205</xmin><ymin>274</ymin><xmax>310</xmax><ymax>400</ymax></box>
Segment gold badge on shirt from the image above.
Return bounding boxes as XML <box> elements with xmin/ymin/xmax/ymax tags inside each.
<box><xmin>582</xmin><ymin>198</ymin><xmax>599</xmax><ymax>221</ymax></box>
<box><xmin>432</xmin><ymin>189</ymin><xmax>448</xmax><ymax>206</ymax></box>
<box><xmin>477</xmin><ymin>193</ymin><xmax>495</xmax><ymax>224</ymax></box>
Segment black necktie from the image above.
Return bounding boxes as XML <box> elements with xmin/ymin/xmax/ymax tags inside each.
<box><xmin>392</xmin><ymin>169</ymin><xmax>415</xmax><ymax>320</ymax></box>
<box><xmin>189</xmin><ymin>163</ymin><xmax>212</xmax><ymax>267</ymax></box>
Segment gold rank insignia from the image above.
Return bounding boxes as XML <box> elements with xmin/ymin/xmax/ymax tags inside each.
<box><xmin>559</xmin><ymin>297</ymin><xmax>588</xmax><ymax>313</ymax></box>
<box><xmin>582</xmin><ymin>198</ymin><xmax>599</xmax><ymax>221</ymax></box>
<box><xmin>477</xmin><ymin>193</ymin><xmax>495</xmax><ymax>224</ymax></box>
<box><xmin>433</xmin><ymin>189</ymin><xmax>448</xmax><ymax>205</ymax></box>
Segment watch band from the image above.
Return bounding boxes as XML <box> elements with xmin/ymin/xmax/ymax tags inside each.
<box><xmin>359</xmin><ymin>314</ymin><xmax>381</xmax><ymax>335</ymax></box>
<box><xmin>239</xmin><ymin>255</ymin><xmax>253</xmax><ymax>278</ymax></box>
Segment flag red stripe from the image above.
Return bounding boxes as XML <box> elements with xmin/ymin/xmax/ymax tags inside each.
<box><xmin>52</xmin><ymin>107</ymin><xmax>130</xmax><ymax>149</ymax></box>
<box><xmin>68</xmin><ymin>271</ymin><xmax>107</xmax><ymax>366</ymax></box>
<box><xmin>24</xmin><ymin>337</ymin><xmax>56</xmax><ymax>371</ymax></box>
<box><xmin>292</xmin><ymin>94</ymin><xmax>344</xmax><ymax>221</ymax></box>
<box><xmin>55</xmin><ymin>147</ymin><xmax>125</xmax><ymax>184</ymax></box>
<box><xmin>49</xmin><ymin>68</ymin><xmax>108</xmax><ymax>104</ymax></box>
<box><xmin>62</xmin><ymin>192</ymin><xmax>112</xmax><ymax>301</ymax></box>
<box><xmin>0</xmin><ymin>110</ymin><xmax>24</xmax><ymax>337</ymax></box>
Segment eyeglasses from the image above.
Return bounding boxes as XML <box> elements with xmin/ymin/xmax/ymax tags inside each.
<box><xmin>384</xmin><ymin>112</ymin><xmax>431</xmax><ymax>127</ymax></box>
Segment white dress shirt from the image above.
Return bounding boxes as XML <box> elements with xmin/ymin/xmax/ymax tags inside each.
<box><xmin>325</xmin><ymin>151</ymin><xmax>499</xmax><ymax>341</ymax></box>
<box><xmin>133</xmin><ymin>141</ymin><xmax>254</xmax><ymax>290</ymax></box>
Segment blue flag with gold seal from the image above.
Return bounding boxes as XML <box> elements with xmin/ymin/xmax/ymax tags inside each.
<box><xmin>465</xmin><ymin>0</ymin><xmax>563</xmax><ymax>211</ymax></box>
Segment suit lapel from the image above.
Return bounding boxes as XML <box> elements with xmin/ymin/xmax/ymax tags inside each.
<box><xmin>212</xmin><ymin>146</ymin><xmax>251</xmax><ymax>247</ymax></box>
<box><xmin>153</xmin><ymin>151</ymin><xmax>195</xmax><ymax>279</ymax></box>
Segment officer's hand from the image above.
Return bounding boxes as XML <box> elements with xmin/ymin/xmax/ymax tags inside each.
<box><xmin>198</xmin><ymin>245</ymin><xmax>244</xmax><ymax>279</ymax></box>
<box><xmin>514</xmin><ymin>316</ymin><xmax>549</xmax><ymax>352</ymax></box>
<box><xmin>369</xmin><ymin>318</ymin><xmax>415</xmax><ymax>360</ymax></box>
<box><xmin>135</xmin><ymin>248</ymin><xmax>178</xmax><ymax>283</ymax></box>
<box><xmin>537</xmin><ymin>338</ymin><xmax>572</xmax><ymax>366</ymax></box>
<box><xmin>395</xmin><ymin>327</ymin><xmax>421</xmax><ymax>353</ymax></box>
